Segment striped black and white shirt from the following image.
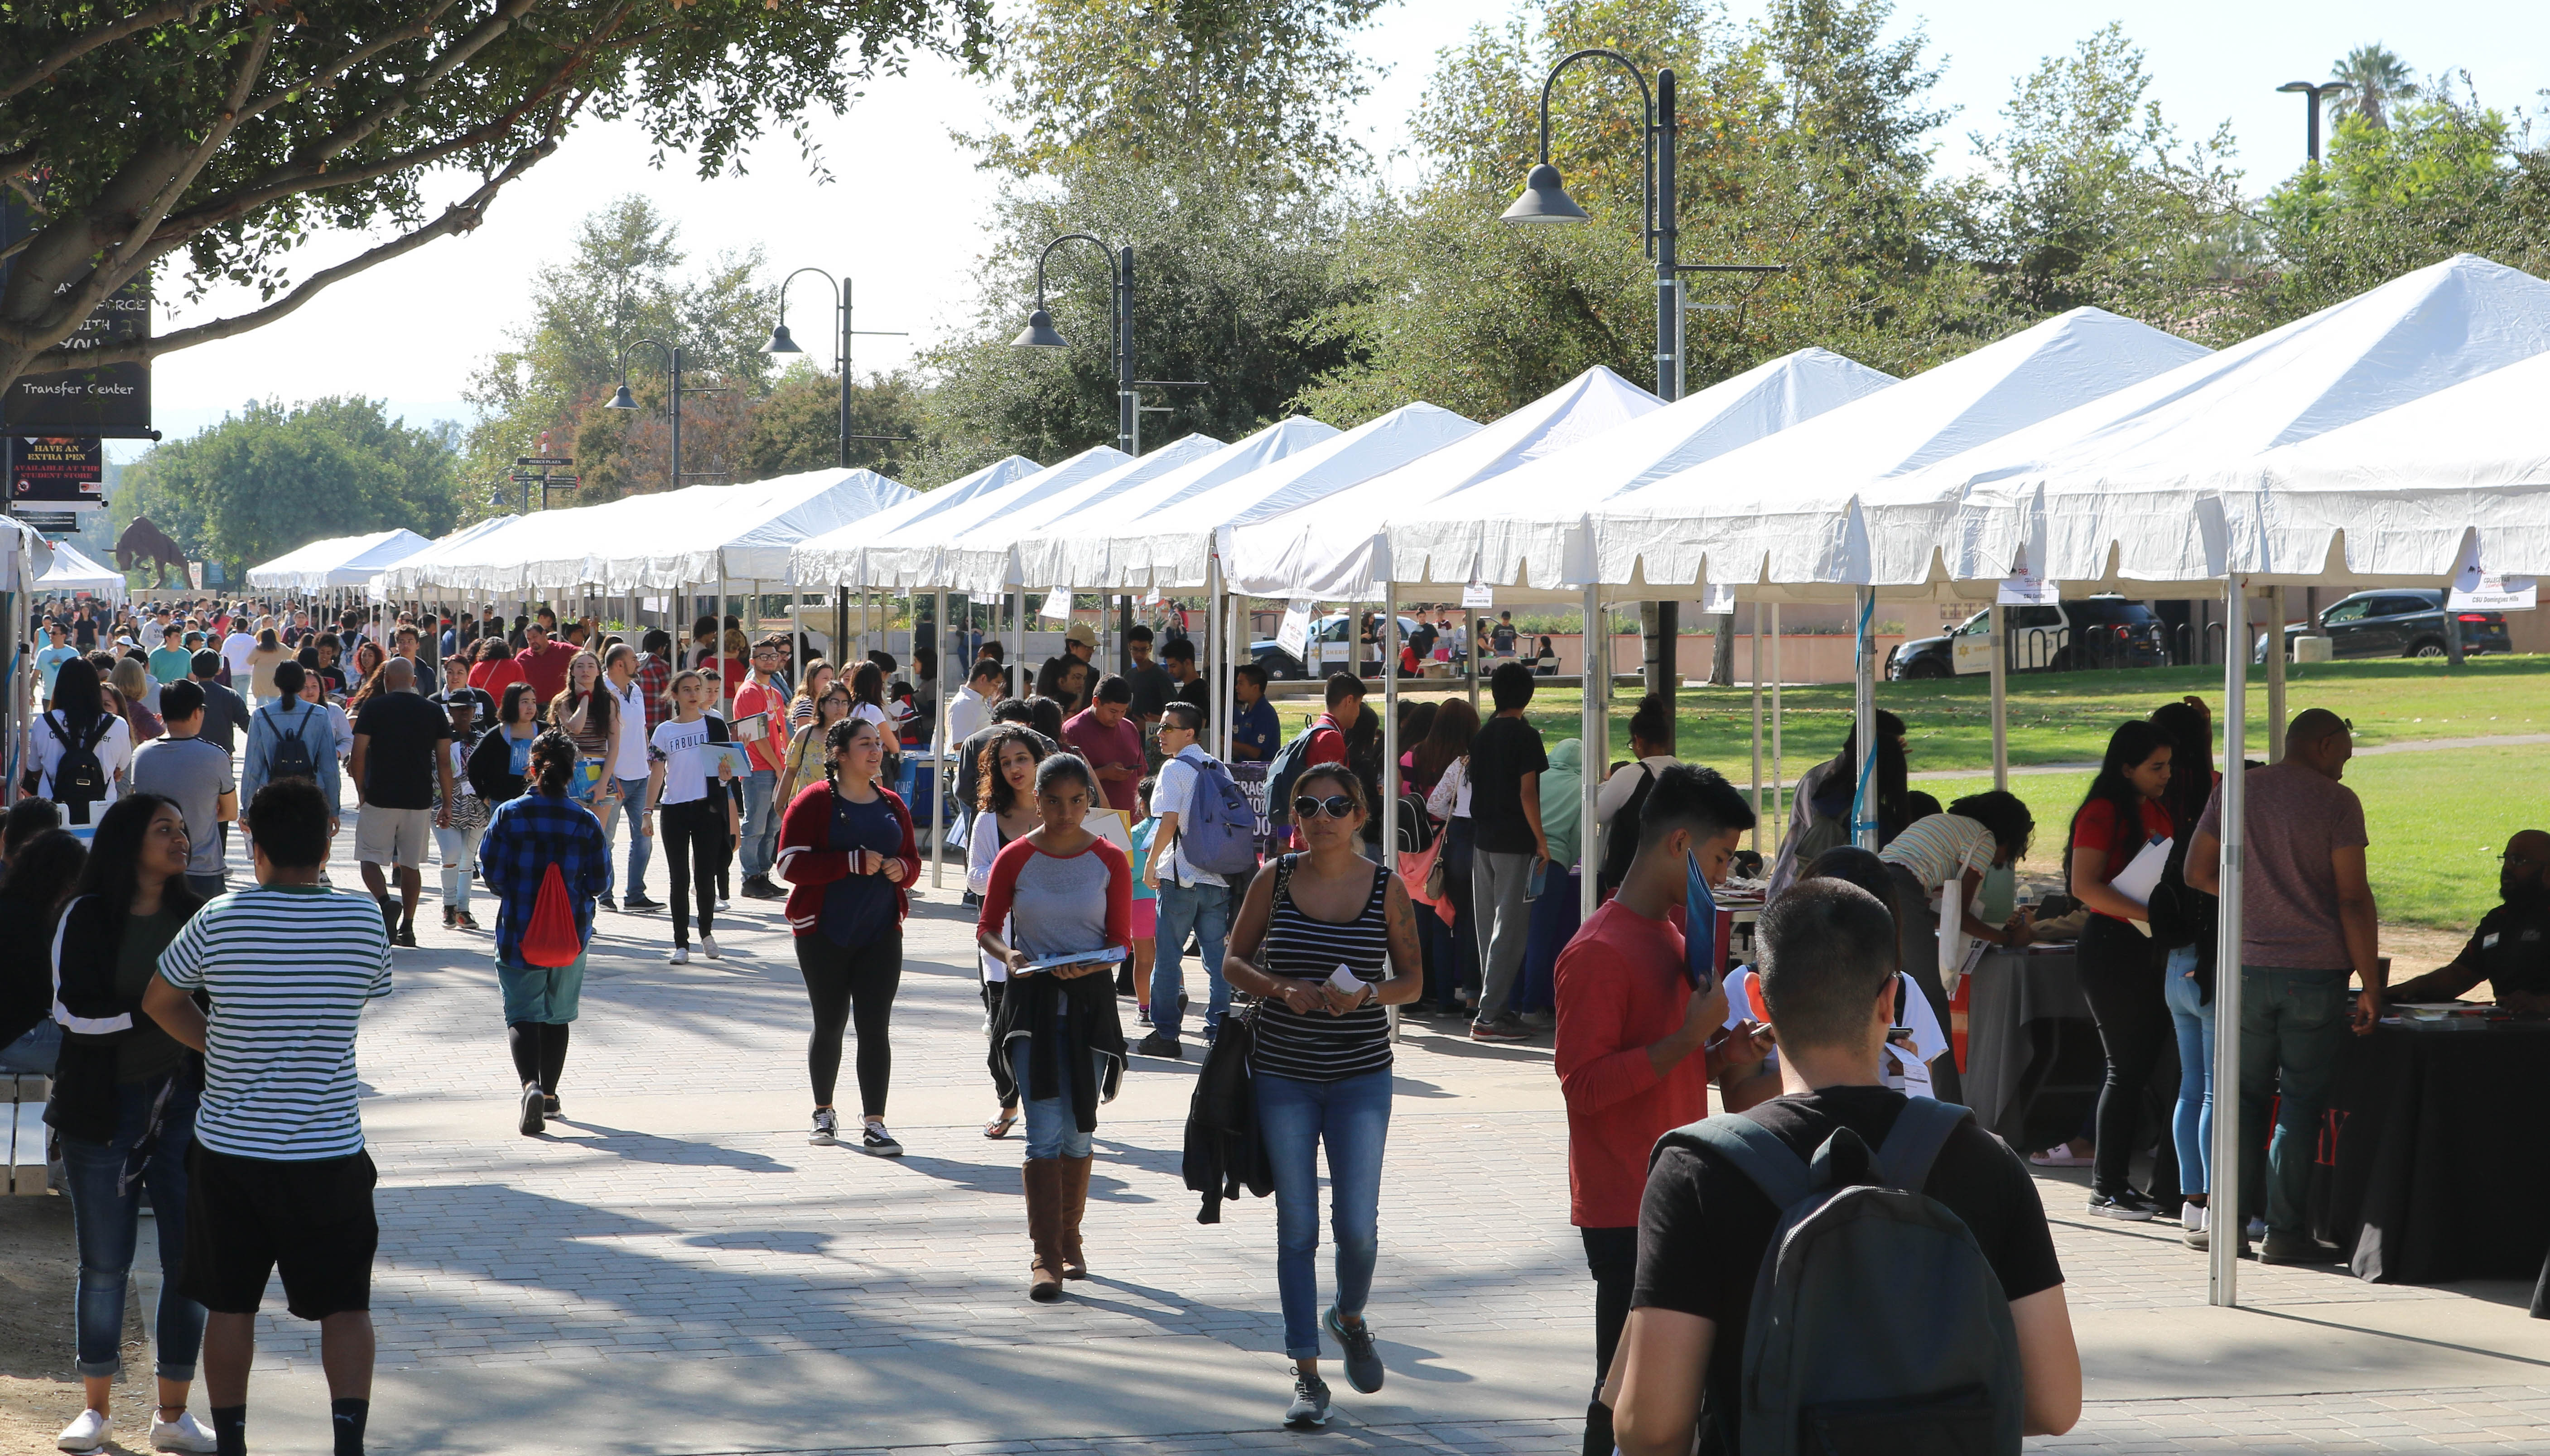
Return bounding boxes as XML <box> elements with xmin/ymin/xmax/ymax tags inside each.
<box><xmin>1250</xmin><ymin>857</ymin><xmax>1393</xmax><ymax>1082</ymax></box>
<box><xmin>158</xmin><ymin>884</ymin><xmax>393</xmax><ymax>1161</ymax></box>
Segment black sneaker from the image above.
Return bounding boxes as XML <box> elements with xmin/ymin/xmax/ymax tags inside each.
<box><xmin>517</xmin><ymin>1084</ymin><xmax>545</xmax><ymax>1136</ymax></box>
<box><xmin>2258</xmin><ymin>1231</ymin><xmax>2342</xmax><ymax>1265</ymax></box>
<box><xmin>393</xmin><ymin>926</ymin><xmax>418</xmax><ymax>948</ymax></box>
<box><xmin>622</xmin><ymin>894</ymin><xmax>662</xmax><ymax>913</ymax></box>
<box><xmin>1135</xmin><ymin>1033</ymin><xmax>1182</xmax><ymax>1060</ymax></box>
<box><xmin>543</xmin><ymin>1092</ymin><xmax>562</xmax><ymax>1119</ymax></box>
<box><xmin>743</xmin><ymin>874</ymin><xmax>784</xmax><ymax>900</ymax></box>
<box><xmin>859</xmin><ymin>1122</ymin><xmax>904</xmax><ymax>1157</ymax></box>
<box><xmin>2087</xmin><ymin>1189</ymin><xmax>2160</xmax><ymax>1221</ymax></box>
<box><xmin>598</xmin><ymin>894</ymin><xmax>617</xmax><ymax>912</ymax></box>
<box><xmin>1324</xmin><ymin>1306</ymin><xmax>1384</xmax><ymax>1394</ymax></box>
<box><xmin>1283</xmin><ymin>1374</ymin><xmax>1332</xmax><ymax>1428</ymax></box>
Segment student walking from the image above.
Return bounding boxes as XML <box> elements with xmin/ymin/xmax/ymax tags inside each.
<box><xmin>974</xmin><ymin>755</ymin><xmax>1132</xmax><ymax>1302</ymax></box>
<box><xmin>965</xmin><ymin>726</ymin><xmax>1049</xmax><ymax>1139</ymax></box>
<box><xmin>140</xmin><ymin>778</ymin><xmax>395</xmax><ymax>1456</ymax></box>
<box><xmin>480</xmin><ymin>732</ymin><xmax>609</xmax><ymax>1135</ymax></box>
<box><xmin>646</xmin><ymin>670</ymin><xmax>739</xmax><ymax>964</ymax></box>
<box><xmin>776</xmin><ymin>716</ymin><xmax>920</xmax><ymax>1152</ymax></box>
<box><xmin>45</xmin><ymin>797</ymin><xmax>218</xmax><ymax>1455</ymax></box>
<box><xmin>553</xmin><ymin>649</ymin><xmax>627</xmax><ymax>908</ymax></box>
<box><xmin>25</xmin><ymin>657</ymin><xmax>133</xmax><ymax>828</ymax></box>
<box><xmin>131</xmin><ymin>679</ymin><xmax>239</xmax><ymax>901</ymax></box>
<box><xmin>434</xmin><ymin>691</ymin><xmax>493</xmax><ymax>931</ymax></box>
<box><xmin>1138</xmin><ymin>704</ymin><xmax>1236</xmax><ymax>1059</ymax></box>
<box><xmin>775</xmin><ymin>677</ymin><xmax>852</xmax><ymax>810</ymax></box>
<box><xmin>735</xmin><ymin>634</ymin><xmax>794</xmax><ymax>900</ymax></box>
<box><xmin>348</xmin><ymin>658</ymin><xmax>454</xmax><ymax>947</ymax></box>
<box><xmin>1220</xmin><ymin>765</ymin><xmax>1422</xmax><ymax>1428</ymax></box>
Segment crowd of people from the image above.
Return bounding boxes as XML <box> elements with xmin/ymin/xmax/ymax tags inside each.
<box><xmin>2</xmin><ymin>589</ymin><xmax>2525</xmax><ymax>1453</ymax></box>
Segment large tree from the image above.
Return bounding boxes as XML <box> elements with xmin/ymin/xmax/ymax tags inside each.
<box><xmin>0</xmin><ymin>0</ymin><xmax>990</xmax><ymax>398</ymax></box>
<box><xmin>114</xmin><ymin>395</ymin><xmax>463</xmax><ymax>576</ymax></box>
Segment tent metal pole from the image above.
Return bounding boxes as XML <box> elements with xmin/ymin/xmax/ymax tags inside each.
<box><xmin>1581</xmin><ymin>583</ymin><xmax>1602</xmax><ymax>921</ymax></box>
<box><xmin>1749</xmin><ymin>601</ymin><xmax>1763</xmax><ymax>850</ymax></box>
<box><xmin>1012</xmin><ymin>587</ymin><xmax>1025</xmax><ymax>692</ymax></box>
<box><xmin>1466</xmin><ymin>608</ymin><xmax>1480</xmax><ymax>714</ymax></box>
<box><xmin>1851</xmin><ymin>586</ymin><xmax>1878</xmax><ymax>851</ymax></box>
<box><xmin>1769</xmin><ymin>602</ymin><xmax>1782</xmax><ymax>854</ymax></box>
<box><xmin>1382</xmin><ymin>586</ymin><xmax>1400</xmax><ymax>872</ymax></box>
<box><xmin>2209</xmin><ymin>574</ymin><xmax>2248</xmax><ymax>1308</ymax></box>
<box><xmin>1989</xmin><ymin>601</ymin><xmax>2009</xmax><ymax>791</ymax></box>
<box><xmin>932</xmin><ymin>586</ymin><xmax>948</xmax><ymax>889</ymax></box>
<box><xmin>2266</xmin><ymin>586</ymin><xmax>2288</xmax><ymax>765</ymax></box>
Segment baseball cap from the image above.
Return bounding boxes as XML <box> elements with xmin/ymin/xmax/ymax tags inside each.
<box><xmin>1064</xmin><ymin>622</ymin><xmax>1097</xmax><ymax>649</ymax></box>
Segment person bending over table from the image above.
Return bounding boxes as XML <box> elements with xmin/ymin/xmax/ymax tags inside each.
<box><xmin>2386</xmin><ymin>830</ymin><xmax>2550</xmax><ymax>1014</ymax></box>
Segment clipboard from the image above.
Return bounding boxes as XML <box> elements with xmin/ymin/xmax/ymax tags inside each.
<box><xmin>700</xmin><ymin>743</ymin><xmax>751</xmax><ymax>780</ymax></box>
<box><xmin>1015</xmin><ymin>945</ymin><xmax>1129</xmax><ymax>973</ymax></box>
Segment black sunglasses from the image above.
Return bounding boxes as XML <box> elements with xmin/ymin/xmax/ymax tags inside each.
<box><xmin>1293</xmin><ymin>793</ymin><xmax>1356</xmax><ymax>822</ymax></box>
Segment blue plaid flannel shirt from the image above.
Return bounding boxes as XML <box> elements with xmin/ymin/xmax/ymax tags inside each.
<box><xmin>479</xmin><ymin>790</ymin><xmax>609</xmax><ymax>966</ymax></box>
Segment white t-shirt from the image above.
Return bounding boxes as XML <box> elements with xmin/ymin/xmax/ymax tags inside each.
<box><xmin>220</xmin><ymin>631</ymin><xmax>258</xmax><ymax>678</ymax></box>
<box><xmin>606</xmin><ymin>675</ymin><xmax>651</xmax><ymax>780</ymax></box>
<box><xmin>1150</xmin><ymin>745</ymin><xmax>1226</xmax><ymax>888</ymax></box>
<box><xmin>650</xmin><ymin>716</ymin><xmax>721</xmax><ymax>806</ymax></box>
<box><xmin>29</xmin><ymin>709</ymin><xmax>134</xmax><ymax>820</ymax></box>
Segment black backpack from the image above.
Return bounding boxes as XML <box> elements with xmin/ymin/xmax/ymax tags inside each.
<box><xmin>1596</xmin><ymin>761</ymin><xmax>1655</xmax><ymax>894</ymax></box>
<box><xmin>1665</xmin><ymin>1099</ymin><xmax>2024</xmax><ymax>1456</ymax></box>
<box><xmin>261</xmin><ymin>701</ymin><xmax>322</xmax><ymax>783</ymax></box>
<box><xmin>43</xmin><ymin>712</ymin><xmax>115</xmax><ymax>825</ymax></box>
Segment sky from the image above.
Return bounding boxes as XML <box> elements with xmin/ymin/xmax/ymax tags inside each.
<box><xmin>121</xmin><ymin>0</ymin><xmax>2550</xmax><ymax>464</ymax></box>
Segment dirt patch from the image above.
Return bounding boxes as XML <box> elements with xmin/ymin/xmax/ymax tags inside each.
<box><xmin>0</xmin><ymin>1193</ymin><xmax>161</xmax><ymax>1454</ymax></box>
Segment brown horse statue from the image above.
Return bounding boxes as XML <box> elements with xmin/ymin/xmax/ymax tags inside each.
<box><xmin>114</xmin><ymin>516</ymin><xmax>188</xmax><ymax>588</ymax></box>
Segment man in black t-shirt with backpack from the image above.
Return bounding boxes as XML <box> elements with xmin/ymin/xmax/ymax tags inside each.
<box><xmin>1606</xmin><ymin>878</ymin><xmax>2081</xmax><ymax>1456</ymax></box>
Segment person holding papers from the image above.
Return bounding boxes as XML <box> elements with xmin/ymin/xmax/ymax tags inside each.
<box><xmin>975</xmin><ymin>754</ymin><xmax>1132</xmax><ymax>1303</ymax></box>
<box><xmin>2066</xmin><ymin>721</ymin><xmax>2180</xmax><ymax>1222</ymax></box>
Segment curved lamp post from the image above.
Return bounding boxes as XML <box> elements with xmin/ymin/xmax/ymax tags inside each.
<box><xmin>762</xmin><ymin>269</ymin><xmax>908</xmax><ymax>469</ymax></box>
<box><xmin>1014</xmin><ymin>232</ymin><xmax>1134</xmax><ymax>457</ymax></box>
<box><xmin>603</xmin><ymin>336</ymin><xmax>680</xmax><ymax>495</ymax></box>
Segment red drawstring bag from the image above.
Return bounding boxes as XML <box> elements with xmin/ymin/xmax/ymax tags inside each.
<box><xmin>1948</xmin><ymin>970</ymin><xmax>1972</xmax><ymax>1074</ymax></box>
<box><xmin>520</xmin><ymin>863</ymin><xmax>583</xmax><ymax>967</ymax></box>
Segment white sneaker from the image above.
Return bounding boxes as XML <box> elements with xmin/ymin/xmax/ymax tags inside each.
<box><xmin>700</xmin><ymin>934</ymin><xmax>722</xmax><ymax>960</ymax></box>
<box><xmin>669</xmin><ymin>944</ymin><xmax>691</xmax><ymax>965</ymax></box>
<box><xmin>56</xmin><ymin>1407</ymin><xmax>108</xmax><ymax>1453</ymax></box>
<box><xmin>151</xmin><ymin>1410</ymin><xmax>220</xmax><ymax>1453</ymax></box>
<box><xmin>2181</xmin><ymin>1202</ymin><xmax>2208</xmax><ymax>1233</ymax></box>
<box><xmin>715</xmin><ymin>898</ymin><xmax>731</xmax><ymax>912</ymax></box>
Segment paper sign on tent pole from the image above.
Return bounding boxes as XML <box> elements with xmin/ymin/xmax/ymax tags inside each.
<box><xmin>1461</xmin><ymin>580</ymin><xmax>1495</xmax><ymax>611</ymax></box>
<box><xmin>1997</xmin><ymin>563</ymin><xmax>2059</xmax><ymax>606</ymax></box>
<box><xmin>1041</xmin><ymin>587</ymin><xmax>1070</xmax><ymax>621</ymax></box>
<box><xmin>1277</xmin><ymin>599</ymin><xmax>1313</xmax><ymax>660</ymax></box>
<box><xmin>1699</xmin><ymin>581</ymin><xmax>1736</xmax><ymax>615</ymax></box>
<box><xmin>2448</xmin><ymin>536</ymin><xmax>2536</xmax><ymax>610</ymax></box>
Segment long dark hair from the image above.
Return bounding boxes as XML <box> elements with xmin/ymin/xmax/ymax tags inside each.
<box><xmin>1413</xmin><ymin>697</ymin><xmax>1479</xmax><ymax>782</ymax></box>
<box><xmin>848</xmin><ymin>660</ymin><xmax>886</xmax><ymax>712</ymax></box>
<box><xmin>2148</xmin><ymin>701</ymin><xmax>2212</xmax><ymax>835</ymax></box>
<box><xmin>2073</xmin><ymin>720</ymin><xmax>2170</xmax><ymax>852</ymax></box>
<box><xmin>824</xmin><ymin>714</ymin><xmax>885</xmax><ymax>794</ymax></box>
<box><xmin>48</xmin><ymin>655</ymin><xmax>105</xmax><ymax>729</ymax></box>
<box><xmin>976</xmin><ymin>726</ymin><xmax>1048</xmax><ymax>814</ymax></box>
<box><xmin>1829</xmin><ymin>710</ymin><xmax>1909</xmax><ymax>820</ymax></box>
<box><xmin>70</xmin><ymin>793</ymin><xmax>200</xmax><ymax>956</ymax></box>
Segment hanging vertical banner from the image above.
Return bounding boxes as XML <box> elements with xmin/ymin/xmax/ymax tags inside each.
<box><xmin>1277</xmin><ymin>598</ymin><xmax>1314</xmax><ymax>660</ymax></box>
<box><xmin>1040</xmin><ymin>586</ymin><xmax>1070</xmax><ymax>621</ymax></box>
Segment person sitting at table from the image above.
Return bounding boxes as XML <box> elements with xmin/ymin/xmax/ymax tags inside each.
<box><xmin>2385</xmin><ymin>830</ymin><xmax>2550</xmax><ymax>1014</ymax></box>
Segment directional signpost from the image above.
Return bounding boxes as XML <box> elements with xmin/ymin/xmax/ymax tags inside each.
<box><xmin>513</xmin><ymin>454</ymin><xmax>575</xmax><ymax>512</ymax></box>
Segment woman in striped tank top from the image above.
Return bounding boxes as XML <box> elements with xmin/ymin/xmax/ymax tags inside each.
<box><xmin>1223</xmin><ymin>764</ymin><xmax>1422</xmax><ymax>1428</ymax></box>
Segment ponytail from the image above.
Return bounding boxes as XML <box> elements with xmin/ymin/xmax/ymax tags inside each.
<box><xmin>529</xmin><ymin>729</ymin><xmax>577</xmax><ymax>795</ymax></box>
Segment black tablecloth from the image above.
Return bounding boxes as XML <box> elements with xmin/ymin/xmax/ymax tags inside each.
<box><xmin>2312</xmin><ymin>1020</ymin><xmax>2550</xmax><ymax>1283</ymax></box>
<box><xmin>1962</xmin><ymin>946</ymin><xmax>2097</xmax><ymax>1149</ymax></box>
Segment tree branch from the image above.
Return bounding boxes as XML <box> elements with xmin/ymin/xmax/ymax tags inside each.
<box><xmin>236</xmin><ymin>0</ymin><xmax>468</xmax><ymax>127</ymax></box>
<box><xmin>72</xmin><ymin>135</ymin><xmax>557</xmax><ymax>370</ymax></box>
<box><xmin>0</xmin><ymin>0</ymin><xmax>206</xmax><ymax>104</ymax></box>
<box><xmin>113</xmin><ymin>20</ymin><xmax>278</xmax><ymax>268</ymax></box>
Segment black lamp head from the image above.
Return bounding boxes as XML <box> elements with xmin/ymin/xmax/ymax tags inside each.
<box><xmin>1013</xmin><ymin>307</ymin><xmax>1069</xmax><ymax>350</ymax></box>
<box><xmin>762</xmin><ymin>323</ymin><xmax>800</xmax><ymax>355</ymax></box>
<box><xmin>605</xmin><ymin>383</ymin><xmax>638</xmax><ymax>411</ymax></box>
<box><xmin>1501</xmin><ymin>162</ymin><xmax>1590</xmax><ymax>223</ymax></box>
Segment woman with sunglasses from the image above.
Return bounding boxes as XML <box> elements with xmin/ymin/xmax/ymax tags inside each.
<box><xmin>775</xmin><ymin>680</ymin><xmax>852</xmax><ymax>811</ymax></box>
<box><xmin>975</xmin><ymin>754</ymin><xmax>1131</xmax><ymax>1302</ymax></box>
<box><xmin>1222</xmin><ymin>765</ymin><xmax>1422</xmax><ymax>1428</ymax></box>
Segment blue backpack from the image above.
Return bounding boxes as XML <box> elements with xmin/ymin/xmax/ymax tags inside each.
<box><xmin>1176</xmin><ymin>752</ymin><xmax>1261</xmax><ymax>876</ymax></box>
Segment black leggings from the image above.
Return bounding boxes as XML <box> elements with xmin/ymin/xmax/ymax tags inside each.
<box><xmin>1581</xmin><ymin>1225</ymin><xmax>1638</xmax><ymax>1456</ymax></box>
<box><xmin>660</xmin><ymin>799</ymin><xmax>729</xmax><ymax>947</ymax></box>
<box><xmin>507</xmin><ymin>1021</ymin><xmax>570</xmax><ymax>1093</ymax></box>
<box><xmin>2078</xmin><ymin>913</ymin><xmax>2174</xmax><ymax>1197</ymax></box>
<box><xmin>795</xmin><ymin>927</ymin><xmax>902</xmax><ymax>1115</ymax></box>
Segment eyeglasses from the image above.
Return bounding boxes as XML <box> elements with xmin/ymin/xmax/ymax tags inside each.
<box><xmin>1293</xmin><ymin>794</ymin><xmax>1356</xmax><ymax>821</ymax></box>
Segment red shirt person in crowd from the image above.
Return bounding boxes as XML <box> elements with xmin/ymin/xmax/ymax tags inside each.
<box><xmin>1061</xmin><ymin>675</ymin><xmax>1144</xmax><ymax>815</ymax></box>
<box><xmin>1553</xmin><ymin>763</ymin><xmax>1756</xmax><ymax>1456</ymax></box>
<box><xmin>514</xmin><ymin>619</ymin><xmax>576</xmax><ymax>707</ymax></box>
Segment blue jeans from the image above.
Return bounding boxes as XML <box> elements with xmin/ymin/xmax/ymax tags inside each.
<box><xmin>1257</xmin><ymin>1068</ymin><xmax>1392</xmax><ymax>1359</ymax></box>
<box><xmin>1518</xmin><ymin>867</ymin><xmax>1579</xmax><ymax>1015</ymax></box>
<box><xmin>2164</xmin><ymin>946</ymin><xmax>2214</xmax><ymax>1196</ymax></box>
<box><xmin>614</xmin><ymin>777</ymin><xmax>654</xmax><ymax>898</ymax></box>
<box><xmin>1151</xmin><ymin>878</ymin><xmax>1233</xmax><ymax>1043</ymax></box>
<box><xmin>739</xmin><ymin>768</ymin><xmax>780</xmax><ymax>879</ymax></box>
<box><xmin>2238</xmin><ymin>965</ymin><xmax>2352</xmax><ymax>1236</ymax></box>
<box><xmin>59</xmin><ymin>1077</ymin><xmax>204</xmax><ymax>1379</ymax></box>
<box><xmin>1007</xmin><ymin>1038</ymin><xmax>1096</xmax><ymax>1160</ymax></box>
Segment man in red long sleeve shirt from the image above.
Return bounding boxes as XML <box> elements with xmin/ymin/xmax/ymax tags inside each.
<box><xmin>1553</xmin><ymin>763</ymin><xmax>1755</xmax><ymax>1456</ymax></box>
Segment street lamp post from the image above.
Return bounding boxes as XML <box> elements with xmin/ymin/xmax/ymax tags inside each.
<box><xmin>1014</xmin><ymin>233</ymin><xmax>1136</xmax><ymax>457</ymax></box>
<box><xmin>604</xmin><ymin>337</ymin><xmax>680</xmax><ymax>492</ymax></box>
<box><xmin>2276</xmin><ymin>80</ymin><xmax>2347</xmax><ymax>163</ymax></box>
<box><xmin>761</xmin><ymin>270</ymin><xmax>909</xmax><ymax>469</ymax></box>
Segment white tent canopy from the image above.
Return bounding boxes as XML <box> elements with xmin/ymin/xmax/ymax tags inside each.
<box><xmin>1225</xmin><ymin>370</ymin><xmax>1658</xmax><ymax>600</ymax></box>
<box><xmin>1592</xmin><ymin>307</ymin><xmax>2212</xmax><ymax>596</ymax></box>
<box><xmin>0</xmin><ymin>519</ymin><xmax>52</xmax><ymax>593</ymax></box>
<box><xmin>371</xmin><ymin>514</ymin><xmax>520</xmax><ymax>599</ymax></box>
<box><xmin>34</xmin><ymin>541</ymin><xmax>127</xmax><ymax>603</ymax></box>
<box><xmin>1887</xmin><ymin>253</ymin><xmax>2550</xmax><ymax>591</ymax></box>
<box><xmin>1389</xmin><ymin>347</ymin><xmax>1899</xmax><ymax>592</ymax></box>
<box><xmin>805</xmin><ymin>445</ymin><xmax>1132</xmax><ymax>590</ymax></box>
<box><xmin>244</xmin><ymin>527</ymin><xmax>435</xmax><ymax>592</ymax></box>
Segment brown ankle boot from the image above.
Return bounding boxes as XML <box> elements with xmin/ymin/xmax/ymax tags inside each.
<box><xmin>1023</xmin><ymin>1158</ymin><xmax>1065</xmax><ymax>1301</ymax></box>
<box><xmin>1057</xmin><ymin>1153</ymin><xmax>1093</xmax><ymax>1279</ymax></box>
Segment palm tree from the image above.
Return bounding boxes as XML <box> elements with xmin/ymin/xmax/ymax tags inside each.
<box><xmin>2327</xmin><ymin>44</ymin><xmax>2415</xmax><ymax>129</ymax></box>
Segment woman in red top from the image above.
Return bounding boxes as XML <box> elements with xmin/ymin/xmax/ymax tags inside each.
<box><xmin>775</xmin><ymin>716</ymin><xmax>920</xmax><ymax>1154</ymax></box>
<box><xmin>2067</xmin><ymin>720</ymin><xmax>2177</xmax><ymax>1223</ymax></box>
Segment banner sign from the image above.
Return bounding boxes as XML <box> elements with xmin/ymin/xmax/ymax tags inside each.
<box><xmin>1997</xmin><ymin>565</ymin><xmax>2059</xmax><ymax>605</ymax></box>
<box><xmin>1040</xmin><ymin>586</ymin><xmax>1070</xmax><ymax>621</ymax></box>
<box><xmin>1698</xmin><ymin>581</ymin><xmax>1736</xmax><ymax>615</ymax></box>
<box><xmin>2449</xmin><ymin>573</ymin><xmax>2537</xmax><ymax>612</ymax></box>
<box><xmin>1277</xmin><ymin>599</ymin><xmax>1313</xmax><ymax>660</ymax></box>
<box><xmin>10</xmin><ymin>435</ymin><xmax>103</xmax><ymax>510</ymax></box>
<box><xmin>1461</xmin><ymin>579</ymin><xmax>1494</xmax><ymax>610</ymax></box>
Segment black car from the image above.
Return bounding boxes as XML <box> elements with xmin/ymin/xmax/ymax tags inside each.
<box><xmin>2253</xmin><ymin>588</ymin><xmax>2510</xmax><ymax>662</ymax></box>
<box><xmin>1888</xmin><ymin>596</ymin><xmax>2171</xmax><ymax>680</ymax></box>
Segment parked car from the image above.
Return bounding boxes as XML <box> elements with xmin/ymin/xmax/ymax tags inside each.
<box><xmin>1888</xmin><ymin>596</ymin><xmax>2171</xmax><ymax>680</ymax></box>
<box><xmin>2252</xmin><ymin>588</ymin><xmax>2510</xmax><ymax>663</ymax></box>
<box><xmin>1250</xmin><ymin>613</ymin><xmax>1422</xmax><ymax>679</ymax></box>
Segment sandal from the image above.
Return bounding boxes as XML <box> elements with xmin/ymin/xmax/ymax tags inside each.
<box><xmin>984</xmin><ymin>1109</ymin><xmax>1019</xmax><ymax>1139</ymax></box>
